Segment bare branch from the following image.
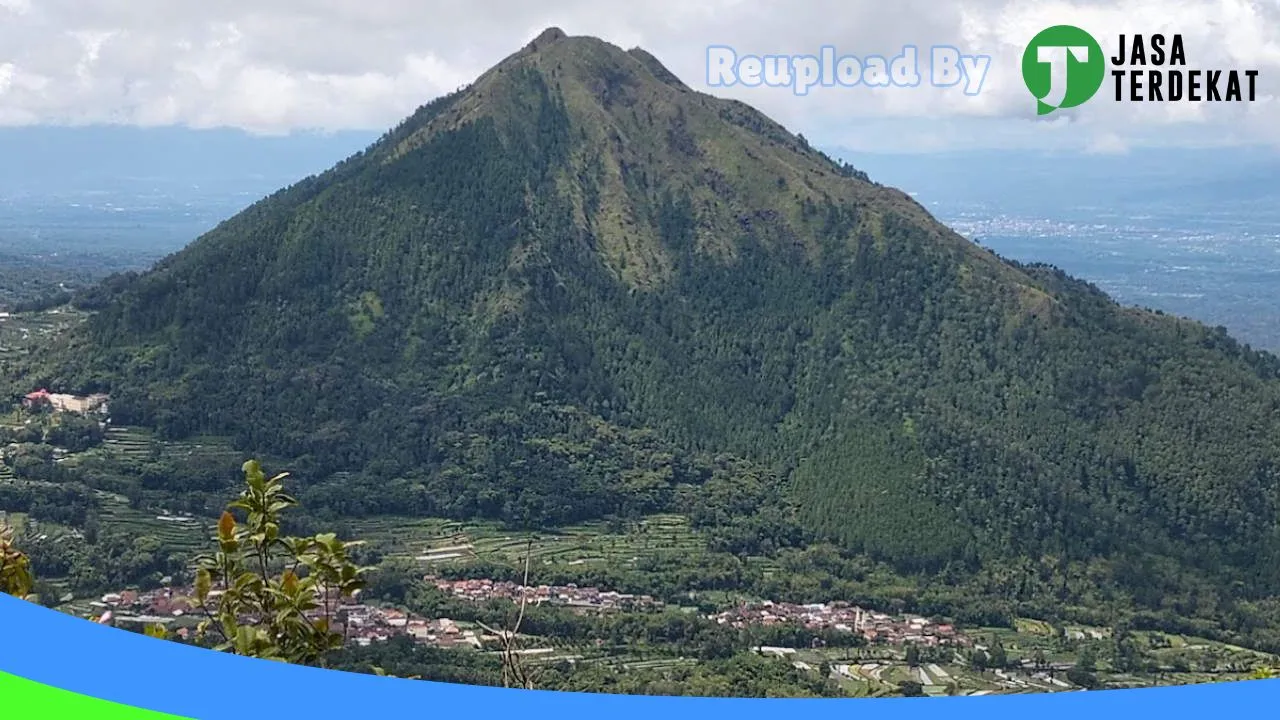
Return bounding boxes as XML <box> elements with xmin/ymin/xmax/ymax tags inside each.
<box><xmin>478</xmin><ymin>536</ymin><xmax>537</xmax><ymax>689</ymax></box>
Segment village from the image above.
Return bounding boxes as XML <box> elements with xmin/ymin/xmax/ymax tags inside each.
<box><xmin>427</xmin><ymin>576</ymin><xmax>664</xmax><ymax>612</ymax></box>
<box><xmin>90</xmin><ymin>582</ymin><xmax>488</xmax><ymax>650</ymax></box>
<box><xmin>709</xmin><ymin>601</ymin><xmax>971</xmax><ymax>647</ymax></box>
<box><xmin>89</xmin><ymin>575</ymin><xmax>669</xmax><ymax>651</ymax></box>
<box><xmin>89</xmin><ymin>573</ymin><xmax>970</xmax><ymax>656</ymax></box>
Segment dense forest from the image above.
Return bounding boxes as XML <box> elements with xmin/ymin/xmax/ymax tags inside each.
<box><xmin>8</xmin><ymin>29</ymin><xmax>1280</xmax><ymax>648</ymax></box>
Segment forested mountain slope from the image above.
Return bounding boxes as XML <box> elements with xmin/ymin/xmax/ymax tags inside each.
<box><xmin>15</xmin><ymin>28</ymin><xmax>1280</xmax><ymax>604</ymax></box>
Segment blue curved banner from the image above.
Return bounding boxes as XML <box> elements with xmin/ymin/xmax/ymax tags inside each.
<box><xmin>1</xmin><ymin>593</ymin><xmax>1277</xmax><ymax>718</ymax></box>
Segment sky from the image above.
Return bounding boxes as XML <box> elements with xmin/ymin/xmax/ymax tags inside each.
<box><xmin>0</xmin><ymin>0</ymin><xmax>1278</xmax><ymax>153</ymax></box>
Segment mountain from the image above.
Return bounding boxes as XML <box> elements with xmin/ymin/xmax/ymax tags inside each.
<box><xmin>17</xmin><ymin>29</ymin><xmax>1280</xmax><ymax>614</ymax></box>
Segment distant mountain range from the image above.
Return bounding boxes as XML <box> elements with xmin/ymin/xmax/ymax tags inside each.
<box><xmin>0</xmin><ymin>126</ymin><xmax>378</xmax><ymax>258</ymax></box>
<box><xmin>0</xmin><ymin>125</ymin><xmax>377</xmax><ymax>198</ymax></box>
<box><xmin>4</xmin><ymin>121</ymin><xmax>1277</xmax><ymax>216</ymax></box>
<box><xmin>835</xmin><ymin>146</ymin><xmax>1280</xmax><ymax>213</ymax></box>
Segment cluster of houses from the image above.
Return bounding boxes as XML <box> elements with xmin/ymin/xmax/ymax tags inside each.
<box><xmin>21</xmin><ymin>389</ymin><xmax>109</xmax><ymax>416</ymax></box>
<box><xmin>90</xmin><ymin>584</ymin><xmax>483</xmax><ymax>650</ymax></box>
<box><xmin>92</xmin><ymin>576</ymin><xmax>660</xmax><ymax>651</ymax></box>
<box><xmin>343</xmin><ymin>606</ymin><xmax>484</xmax><ymax>649</ymax></box>
<box><xmin>709</xmin><ymin>601</ymin><xmax>971</xmax><ymax>647</ymax></box>
<box><xmin>427</xmin><ymin>576</ymin><xmax>663</xmax><ymax>612</ymax></box>
<box><xmin>90</xmin><ymin>577</ymin><xmax>663</xmax><ymax>654</ymax></box>
<box><xmin>88</xmin><ymin>577</ymin><xmax>969</xmax><ymax>654</ymax></box>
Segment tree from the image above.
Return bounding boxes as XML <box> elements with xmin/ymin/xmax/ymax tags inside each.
<box><xmin>1066</xmin><ymin>666</ymin><xmax>1100</xmax><ymax>689</ymax></box>
<box><xmin>970</xmin><ymin>648</ymin><xmax>989</xmax><ymax>673</ymax></box>
<box><xmin>898</xmin><ymin>680</ymin><xmax>924</xmax><ymax>697</ymax></box>
<box><xmin>1077</xmin><ymin>645</ymin><xmax>1097</xmax><ymax>672</ymax></box>
<box><xmin>1110</xmin><ymin>630</ymin><xmax>1140</xmax><ymax>673</ymax></box>
<box><xmin>905</xmin><ymin>643</ymin><xmax>921</xmax><ymax>667</ymax></box>
<box><xmin>988</xmin><ymin>638</ymin><xmax>1008</xmax><ymax>669</ymax></box>
<box><xmin>32</xmin><ymin>579</ymin><xmax>61</xmax><ymax>608</ymax></box>
<box><xmin>364</xmin><ymin>558</ymin><xmax>418</xmax><ymax>604</ymax></box>
<box><xmin>190</xmin><ymin>460</ymin><xmax>368</xmax><ymax>667</ymax></box>
<box><xmin>0</xmin><ymin>523</ymin><xmax>33</xmax><ymax>599</ymax></box>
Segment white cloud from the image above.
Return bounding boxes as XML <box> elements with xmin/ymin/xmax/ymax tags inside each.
<box><xmin>0</xmin><ymin>0</ymin><xmax>1275</xmax><ymax>151</ymax></box>
<box><xmin>1086</xmin><ymin>132</ymin><xmax>1131</xmax><ymax>154</ymax></box>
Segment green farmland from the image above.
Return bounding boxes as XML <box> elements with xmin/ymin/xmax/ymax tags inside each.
<box><xmin>345</xmin><ymin>513</ymin><xmax>705</xmax><ymax>568</ymax></box>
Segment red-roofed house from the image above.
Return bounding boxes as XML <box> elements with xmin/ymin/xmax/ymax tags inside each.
<box><xmin>23</xmin><ymin>389</ymin><xmax>51</xmax><ymax>408</ymax></box>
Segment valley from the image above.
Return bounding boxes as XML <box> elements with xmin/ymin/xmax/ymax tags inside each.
<box><xmin>2</xmin><ymin>316</ymin><xmax>1278</xmax><ymax>696</ymax></box>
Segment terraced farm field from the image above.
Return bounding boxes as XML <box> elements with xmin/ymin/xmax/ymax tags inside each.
<box><xmin>94</xmin><ymin>491</ymin><xmax>209</xmax><ymax>555</ymax></box>
<box><xmin>100</xmin><ymin>426</ymin><xmax>156</xmax><ymax>460</ymax></box>
<box><xmin>0</xmin><ymin>307</ymin><xmax>85</xmax><ymax>367</ymax></box>
<box><xmin>345</xmin><ymin>514</ymin><xmax>707</xmax><ymax>568</ymax></box>
<box><xmin>0</xmin><ymin>509</ymin><xmax>27</xmax><ymax>534</ymax></box>
<box><xmin>96</xmin><ymin>426</ymin><xmax>246</xmax><ymax>467</ymax></box>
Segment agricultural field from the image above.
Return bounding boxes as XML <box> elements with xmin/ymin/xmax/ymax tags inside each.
<box><xmin>346</xmin><ymin>513</ymin><xmax>706</xmax><ymax>568</ymax></box>
<box><xmin>67</xmin><ymin>425</ymin><xmax>247</xmax><ymax>470</ymax></box>
<box><xmin>342</xmin><ymin>512</ymin><xmax>786</xmax><ymax>600</ymax></box>
<box><xmin>0</xmin><ymin>509</ymin><xmax>27</xmax><ymax>534</ymax></box>
<box><xmin>93</xmin><ymin>491</ymin><xmax>208</xmax><ymax>556</ymax></box>
<box><xmin>2</xmin><ymin>421</ymin><xmax>227</xmax><ymax>567</ymax></box>
<box><xmin>0</xmin><ymin>307</ymin><xmax>85</xmax><ymax>367</ymax></box>
<box><xmin>760</xmin><ymin>620</ymin><xmax>1280</xmax><ymax>697</ymax></box>
<box><xmin>973</xmin><ymin>620</ymin><xmax>1277</xmax><ymax>681</ymax></box>
<box><xmin>785</xmin><ymin>645</ymin><xmax>1064</xmax><ymax>697</ymax></box>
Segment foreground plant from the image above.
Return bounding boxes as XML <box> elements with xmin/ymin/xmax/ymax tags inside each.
<box><xmin>474</xmin><ymin>537</ymin><xmax>538</xmax><ymax>689</ymax></box>
<box><xmin>191</xmin><ymin>460</ymin><xmax>368</xmax><ymax>667</ymax></box>
<box><xmin>0</xmin><ymin>523</ymin><xmax>33</xmax><ymax>599</ymax></box>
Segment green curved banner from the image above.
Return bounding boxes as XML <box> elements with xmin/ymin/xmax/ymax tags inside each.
<box><xmin>0</xmin><ymin>671</ymin><xmax>191</xmax><ymax>719</ymax></box>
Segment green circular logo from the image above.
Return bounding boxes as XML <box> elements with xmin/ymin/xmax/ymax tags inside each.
<box><xmin>1022</xmin><ymin>25</ymin><xmax>1105</xmax><ymax>115</ymax></box>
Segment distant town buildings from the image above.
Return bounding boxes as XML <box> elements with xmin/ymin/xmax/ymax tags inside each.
<box><xmin>94</xmin><ymin>577</ymin><xmax>660</xmax><ymax>651</ymax></box>
<box><xmin>91</xmin><ymin>576</ymin><xmax>966</xmax><ymax>652</ymax></box>
<box><xmin>709</xmin><ymin>601</ymin><xmax>970</xmax><ymax>647</ymax></box>
<box><xmin>91</xmin><ymin>583</ymin><xmax>486</xmax><ymax>650</ymax></box>
<box><xmin>427</xmin><ymin>576</ymin><xmax>663</xmax><ymax>612</ymax></box>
